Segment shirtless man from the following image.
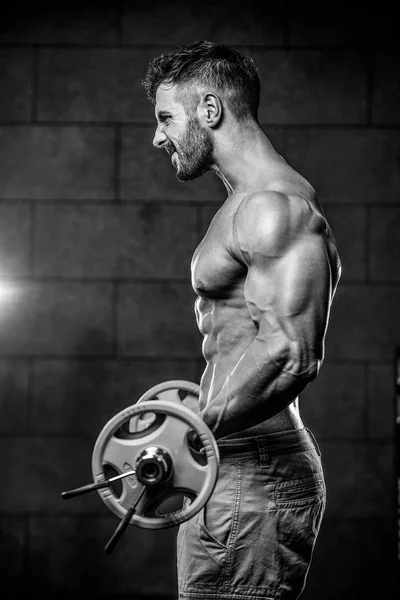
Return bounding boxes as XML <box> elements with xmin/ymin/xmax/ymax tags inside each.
<box><xmin>143</xmin><ymin>41</ymin><xmax>341</xmax><ymax>600</ymax></box>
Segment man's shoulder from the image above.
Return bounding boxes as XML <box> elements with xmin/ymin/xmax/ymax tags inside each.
<box><xmin>234</xmin><ymin>190</ymin><xmax>314</xmax><ymax>243</ymax></box>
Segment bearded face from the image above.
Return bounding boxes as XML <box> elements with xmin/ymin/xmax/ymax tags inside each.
<box><xmin>166</xmin><ymin>115</ymin><xmax>214</xmax><ymax>182</ymax></box>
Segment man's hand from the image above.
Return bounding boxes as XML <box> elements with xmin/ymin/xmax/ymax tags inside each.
<box><xmin>187</xmin><ymin>429</ymin><xmax>205</xmax><ymax>454</ymax></box>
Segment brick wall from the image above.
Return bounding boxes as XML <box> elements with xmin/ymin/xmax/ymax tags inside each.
<box><xmin>0</xmin><ymin>2</ymin><xmax>398</xmax><ymax>598</ymax></box>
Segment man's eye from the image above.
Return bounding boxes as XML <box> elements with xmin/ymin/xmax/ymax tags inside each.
<box><xmin>158</xmin><ymin>116</ymin><xmax>172</xmax><ymax>125</ymax></box>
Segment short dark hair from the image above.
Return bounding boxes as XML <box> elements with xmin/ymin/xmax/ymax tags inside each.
<box><xmin>142</xmin><ymin>40</ymin><xmax>260</xmax><ymax>121</ymax></box>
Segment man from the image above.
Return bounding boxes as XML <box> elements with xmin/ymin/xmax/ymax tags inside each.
<box><xmin>142</xmin><ymin>41</ymin><xmax>341</xmax><ymax>600</ymax></box>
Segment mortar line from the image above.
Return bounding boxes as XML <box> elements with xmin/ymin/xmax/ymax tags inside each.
<box><xmin>1</xmin><ymin>41</ymin><xmax>396</xmax><ymax>51</ymax></box>
<box><xmin>114</xmin><ymin>124</ymin><xmax>122</xmax><ymax>202</ymax></box>
<box><xmin>29</xmin><ymin>202</ymin><xmax>36</xmax><ymax>277</ymax></box>
<box><xmin>363</xmin><ymin>363</ymin><xmax>370</xmax><ymax>438</ymax></box>
<box><xmin>26</xmin><ymin>357</ymin><xmax>35</xmax><ymax>436</ymax></box>
<box><xmin>113</xmin><ymin>281</ymin><xmax>119</xmax><ymax>358</ymax></box>
<box><xmin>365</xmin><ymin>205</ymin><xmax>371</xmax><ymax>284</ymax></box>
<box><xmin>1</xmin><ymin>120</ymin><xmax>400</xmax><ymax>130</ymax></box>
<box><xmin>365</xmin><ymin>48</ymin><xmax>374</xmax><ymax>126</ymax></box>
<box><xmin>116</xmin><ymin>0</ymin><xmax>123</xmax><ymax>46</ymax></box>
<box><xmin>24</xmin><ymin>515</ymin><xmax>30</xmax><ymax>588</ymax></box>
<box><xmin>30</xmin><ymin>45</ymin><xmax>39</xmax><ymax>122</ymax></box>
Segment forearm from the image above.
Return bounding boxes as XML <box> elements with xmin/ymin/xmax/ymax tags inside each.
<box><xmin>200</xmin><ymin>337</ymin><xmax>317</xmax><ymax>440</ymax></box>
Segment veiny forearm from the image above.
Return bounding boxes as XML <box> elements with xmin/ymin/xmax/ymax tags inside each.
<box><xmin>200</xmin><ymin>337</ymin><xmax>316</xmax><ymax>440</ymax></box>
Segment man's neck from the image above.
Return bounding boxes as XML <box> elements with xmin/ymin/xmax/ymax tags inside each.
<box><xmin>210</xmin><ymin>123</ymin><xmax>285</xmax><ymax>196</ymax></box>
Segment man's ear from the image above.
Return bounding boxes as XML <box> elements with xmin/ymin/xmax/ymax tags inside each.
<box><xmin>199</xmin><ymin>93</ymin><xmax>223</xmax><ymax>128</ymax></box>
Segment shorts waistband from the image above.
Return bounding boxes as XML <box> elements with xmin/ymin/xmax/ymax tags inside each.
<box><xmin>216</xmin><ymin>427</ymin><xmax>321</xmax><ymax>459</ymax></box>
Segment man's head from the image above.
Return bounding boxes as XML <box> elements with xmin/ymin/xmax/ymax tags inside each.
<box><xmin>142</xmin><ymin>41</ymin><xmax>260</xmax><ymax>182</ymax></box>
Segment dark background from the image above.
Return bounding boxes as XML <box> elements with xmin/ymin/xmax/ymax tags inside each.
<box><xmin>0</xmin><ymin>1</ymin><xmax>399</xmax><ymax>598</ymax></box>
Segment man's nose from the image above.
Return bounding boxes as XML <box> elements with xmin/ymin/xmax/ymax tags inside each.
<box><xmin>153</xmin><ymin>125</ymin><xmax>167</xmax><ymax>149</ymax></box>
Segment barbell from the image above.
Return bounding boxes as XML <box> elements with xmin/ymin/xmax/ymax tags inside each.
<box><xmin>61</xmin><ymin>380</ymin><xmax>219</xmax><ymax>553</ymax></box>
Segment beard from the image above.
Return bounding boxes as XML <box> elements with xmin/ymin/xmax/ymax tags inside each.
<box><xmin>168</xmin><ymin>116</ymin><xmax>214</xmax><ymax>182</ymax></box>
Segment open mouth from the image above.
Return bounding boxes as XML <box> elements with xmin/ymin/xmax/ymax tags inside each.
<box><xmin>166</xmin><ymin>145</ymin><xmax>176</xmax><ymax>156</ymax></box>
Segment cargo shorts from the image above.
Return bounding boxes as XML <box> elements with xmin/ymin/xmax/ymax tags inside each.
<box><xmin>177</xmin><ymin>427</ymin><xmax>326</xmax><ymax>600</ymax></box>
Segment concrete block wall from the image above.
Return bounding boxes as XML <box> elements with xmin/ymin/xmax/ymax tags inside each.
<box><xmin>0</xmin><ymin>2</ymin><xmax>398</xmax><ymax>598</ymax></box>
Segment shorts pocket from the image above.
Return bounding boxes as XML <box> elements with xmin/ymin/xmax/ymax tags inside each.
<box><xmin>199</xmin><ymin>461</ymin><xmax>242</xmax><ymax>556</ymax></box>
<box><xmin>276</xmin><ymin>493</ymin><xmax>326</xmax><ymax>596</ymax></box>
<box><xmin>275</xmin><ymin>475</ymin><xmax>325</xmax><ymax>508</ymax></box>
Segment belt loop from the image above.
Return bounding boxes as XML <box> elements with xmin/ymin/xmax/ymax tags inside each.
<box><xmin>255</xmin><ymin>436</ymin><xmax>270</xmax><ymax>468</ymax></box>
<box><xmin>305</xmin><ymin>427</ymin><xmax>322</xmax><ymax>457</ymax></box>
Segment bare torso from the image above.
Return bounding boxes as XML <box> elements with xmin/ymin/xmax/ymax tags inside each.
<box><xmin>191</xmin><ymin>159</ymin><xmax>341</xmax><ymax>439</ymax></box>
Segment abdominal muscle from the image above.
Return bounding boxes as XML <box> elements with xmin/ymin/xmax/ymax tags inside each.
<box><xmin>197</xmin><ymin>297</ymin><xmax>304</xmax><ymax>439</ymax></box>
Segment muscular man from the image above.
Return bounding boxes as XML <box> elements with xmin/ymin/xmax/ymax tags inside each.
<box><xmin>142</xmin><ymin>41</ymin><xmax>341</xmax><ymax>600</ymax></box>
